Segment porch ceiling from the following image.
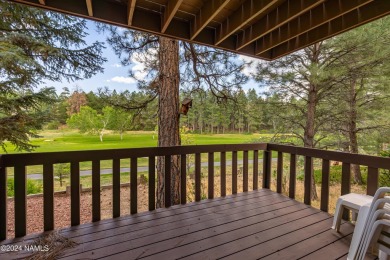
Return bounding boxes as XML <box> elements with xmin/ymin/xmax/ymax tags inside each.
<box><xmin>7</xmin><ymin>0</ymin><xmax>390</xmax><ymax>60</ymax></box>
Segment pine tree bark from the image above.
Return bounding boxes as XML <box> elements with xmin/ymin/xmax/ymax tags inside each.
<box><xmin>304</xmin><ymin>83</ymin><xmax>319</xmax><ymax>200</ymax></box>
<box><xmin>348</xmin><ymin>78</ymin><xmax>363</xmax><ymax>184</ymax></box>
<box><xmin>156</xmin><ymin>37</ymin><xmax>181</xmax><ymax>208</ymax></box>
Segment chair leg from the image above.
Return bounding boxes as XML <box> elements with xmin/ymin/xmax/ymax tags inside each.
<box><xmin>332</xmin><ymin>198</ymin><xmax>344</xmax><ymax>231</ymax></box>
<box><xmin>352</xmin><ymin>211</ymin><xmax>358</xmax><ymax>222</ymax></box>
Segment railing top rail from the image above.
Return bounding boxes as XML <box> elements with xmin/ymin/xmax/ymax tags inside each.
<box><xmin>268</xmin><ymin>144</ymin><xmax>390</xmax><ymax>170</ymax></box>
<box><xmin>0</xmin><ymin>143</ymin><xmax>267</xmax><ymax>167</ymax></box>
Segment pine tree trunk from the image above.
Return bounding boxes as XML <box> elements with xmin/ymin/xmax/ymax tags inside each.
<box><xmin>156</xmin><ymin>37</ymin><xmax>181</xmax><ymax>208</ymax></box>
<box><xmin>348</xmin><ymin>78</ymin><xmax>362</xmax><ymax>184</ymax></box>
<box><xmin>304</xmin><ymin>84</ymin><xmax>318</xmax><ymax>200</ymax></box>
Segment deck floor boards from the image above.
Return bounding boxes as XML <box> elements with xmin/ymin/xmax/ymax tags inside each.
<box><xmin>1</xmin><ymin>189</ymin><xmax>377</xmax><ymax>260</ymax></box>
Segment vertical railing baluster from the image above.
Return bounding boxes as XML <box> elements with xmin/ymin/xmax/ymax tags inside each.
<box><xmin>321</xmin><ymin>159</ymin><xmax>330</xmax><ymax>212</ymax></box>
<box><xmin>113</xmin><ymin>159</ymin><xmax>120</xmax><ymax>218</ymax></box>
<box><xmin>180</xmin><ymin>155</ymin><xmax>186</xmax><ymax>204</ymax></box>
<box><xmin>131</xmin><ymin>158</ymin><xmax>138</xmax><ymax>214</ymax></box>
<box><xmin>43</xmin><ymin>163</ymin><xmax>54</xmax><ymax>231</ymax></box>
<box><xmin>14</xmin><ymin>164</ymin><xmax>26</xmax><ymax>237</ymax></box>
<box><xmin>304</xmin><ymin>156</ymin><xmax>312</xmax><ymax>206</ymax></box>
<box><xmin>221</xmin><ymin>152</ymin><xmax>226</xmax><ymax>197</ymax></box>
<box><xmin>263</xmin><ymin>150</ymin><xmax>271</xmax><ymax>189</ymax></box>
<box><xmin>342</xmin><ymin>162</ymin><xmax>351</xmax><ymax>220</ymax></box>
<box><xmin>367</xmin><ymin>167</ymin><xmax>379</xmax><ymax>196</ymax></box>
<box><xmin>195</xmin><ymin>153</ymin><xmax>201</xmax><ymax>202</ymax></box>
<box><xmin>208</xmin><ymin>153</ymin><xmax>214</xmax><ymax>199</ymax></box>
<box><xmin>276</xmin><ymin>152</ymin><xmax>283</xmax><ymax>194</ymax></box>
<box><xmin>0</xmin><ymin>157</ymin><xmax>6</xmax><ymax>240</ymax></box>
<box><xmin>92</xmin><ymin>160</ymin><xmax>101</xmax><ymax>222</ymax></box>
<box><xmin>289</xmin><ymin>154</ymin><xmax>296</xmax><ymax>199</ymax></box>
<box><xmin>164</xmin><ymin>156</ymin><xmax>171</xmax><ymax>207</ymax></box>
<box><xmin>149</xmin><ymin>156</ymin><xmax>156</xmax><ymax>210</ymax></box>
<box><xmin>70</xmin><ymin>161</ymin><xmax>80</xmax><ymax>226</ymax></box>
<box><xmin>243</xmin><ymin>151</ymin><xmax>248</xmax><ymax>192</ymax></box>
<box><xmin>232</xmin><ymin>151</ymin><xmax>238</xmax><ymax>194</ymax></box>
<box><xmin>253</xmin><ymin>150</ymin><xmax>259</xmax><ymax>190</ymax></box>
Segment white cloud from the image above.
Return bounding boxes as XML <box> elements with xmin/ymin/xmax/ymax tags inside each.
<box><xmin>110</xmin><ymin>63</ymin><xmax>122</xmax><ymax>68</ymax></box>
<box><xmin>108</xmin><ymin>76</ymin><xmax>137</xmax><ymax>84</ymax></box>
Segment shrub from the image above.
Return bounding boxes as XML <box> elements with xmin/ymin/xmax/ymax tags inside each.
<box><xmin>46</xmin><ymin>121</ymin><xmax>61</xmax><ymax>130</ymax></box>
<box><xmin>7</xmin><ymin>178</ymin><xmax>43</xmax><ymax>197</ymax></box>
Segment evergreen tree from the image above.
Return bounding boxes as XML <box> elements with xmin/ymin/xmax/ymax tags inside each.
<box><xmin>0</xmin><ymin>2</ymin><xmax>106</xmax><ymax>151</ymax></box>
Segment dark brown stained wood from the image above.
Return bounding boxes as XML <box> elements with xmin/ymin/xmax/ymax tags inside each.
<box><xmin>304</xmin><ymin>156</ymin><xmax>312</xmax><ymax>205</ymax></box>
<box><xmin>232</xmin><ymin>151</ymin><xmax>237</xmax><ymax>194</ymax></box>
<box><xmin>43</xmin><ymin>163</ymin><xmax>54</xmax><ymax>231</ymax></box>
<box><xmin>276</xmin><ymin>151</ymin><xmax>283</xmax><ymax>193</ymax></box>
<box><xmin>0</xmin><ymin>157</ymin><xmax>6</xmax><ymax>240</ymax></box>
<box><xmin>320</xmin><ymin>159</ymin><xmax>330</xmax><ymax>212</ymax></box>
<box><xmin>259</xmin><ymin>0</ymin><xmax>390</xmax><ymax>60</ymax></box>
<box><xmin>289</xmin><ymin>153</ymin><xmax>296</xmax><ymax>199</ymax></box>
<box><xmin>86</xmin><ymin>0</ymin><xmax>93</xmax><ymax>16</ymax></box>
<box><xmin>243</xmin><ymin>151</ymin><xmax>248</xmax><ymax>192</ymax></box>
<box><xmin>127</xmin><ymin>0</ymin><xmax>136</xmax><ymax>25</ymax></box>
<box><xmin>253</xmin><ymin>150</ymin><xmax>258</xmax><ymax>190</ymax></box>
<box><xmin>113</xmin><ymin>159</ymin><xmax>121</xmax><ymax>218</ymax></box>
<box><xmin>14</xmin><ymin>164</ymin><xmax>26</xmax><ymax>237</ymax></box>
<box><xmin>367</xmin><ymin>167</ymin><xmax>379</xmax><ymax>196</ymax></box>
<box><xmin>1</xmin><ymin>143</ymin><xmax>267</xmax><ymax>167</ymax></box>
<box><xmin>162</xmin><ymin>0</ymin><xmax>184</xmax><ymax>33</ymax></box>
<box><xmin>237</xmin><ymin>0</ymin><xmax>324</xmax><ymax>50</ymax></box>
<box><xmin>215</xmin><ymin>0</ymin><xmax>280</xmax><ymax>45</ymax></box>
<box><xmin>92</xmin><ymin>160</ymin><xmax>101</xmax><ymax>222</ymax></box>
<box><xmin>56</xmin><ymin>196</ymin><xmax>308</xmax><ymax>259</ymax></box>
<box><xmin>164</xmin><ymin>155</ymin><xmax>172</xmax><ymax>208</ymax></box>
<box><xmin>70</xmin><ymin>161</ymin><xmax>80</xmax><ymax>226</ymax></box>
<box><xmin>180</xmin><ymin>155</ymin><xmax>186</xmax><ymax>204</ymax></box>
<box><xmin>148</xmin><ymin>157</ymin><xmax>156</xmax><ymax>210</ymax></box>
<box><xmin>221</xmin><ymin>151</ymin><xmax>226</xmax><ymax>196</ymax></box>
<box><xmin>263</xmin><ymin>150</ymin><xmax>271</xmax><ymax>189</ymax></box>
<box><xmin>195</xmin><ymin>153</ymin><xmax>201</xmax><ymax>202</ymax></box>
<box><xmin>9</xmin><ymin>0</ymin><xmax>390</xmax><ymax>61</ymax></box>
<box><xmin>268</xmin><ymin>143</ymin><xmax>390</xmax><ymax>170</ymax></box>
<box><xmin>131</xmin><ymin>158</ymin><xmax>138</xmax><ymax>213</ymax></box>
<box><xmin>256</xmin><ymin>0</ymin><xmax>373</xmax><ymax>55</ymax></box>
<box><xmin>341</xmin><ymin>162</ymin><xmax>351</xmax><ymax>220</ymax></box>
<box><xmin>208</xmin><ymin>152</ymin><xmax>214</xmax><ymax>199</ymax></box>
<box><xmin>191</xmin><ymin>0</ymin><xmax>230</xmax><ymax>40</ymax></box>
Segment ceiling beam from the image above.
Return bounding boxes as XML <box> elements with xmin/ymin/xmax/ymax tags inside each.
<box><xmin>215</xmin><ymin>0</ymin><xmax>280</xmax><ymax>45</ymax></box>
<box><xmin>127</xmin><ymin>0</ymin><xmax>136</xmax><ymax>26</ymax></box>
<box><xmin>86</xmin><ymin>0</ymin><xmax>93</xmax><ymax>17</ymax></box>
<box><xmin>191</xmin><ymin>0</ymin><xmax>230</xmax><ymax>40</ymax></box>
<box><xmin>162</xmin><ymin>0</ymin><xmax>184</xmax><ymax>33</ymax></box>
<box><xmin>259</xmin><ymin>0</ymin><xmax>390</xmax><ymax>60</ymax></box>
<box><xmin>236</xmin><ymin>0</ymin><xmax>324</xmax><ymax>51</ymax></box>
<box><xmin>256</xmin><ymin>0</ymin><xmax>374</xmax><ymax>55</ymax></box>
<box><xmin>38</xmin><ymin>0</ymin><xmax>45</xmax><ymax>5</ymax></box>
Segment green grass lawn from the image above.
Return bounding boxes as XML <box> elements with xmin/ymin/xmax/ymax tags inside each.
<box><xmin>3</xmin><ymin>130</ymin><xmax>275</xmax><ymax>175</ymax></box>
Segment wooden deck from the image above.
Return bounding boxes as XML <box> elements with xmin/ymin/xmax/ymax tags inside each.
<box><xmin>1</xmin><ymin>189</ymin><xmax>376</xmax><ymax>260</ymax></box>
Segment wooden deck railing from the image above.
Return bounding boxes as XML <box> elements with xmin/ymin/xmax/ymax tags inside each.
<box><xmin>1</xmin><ymin>143</ymin><xmax>390</xmax><ymax>241</ymax></box>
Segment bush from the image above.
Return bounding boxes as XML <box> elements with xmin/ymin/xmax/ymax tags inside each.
<box><xmin>46</xmin><ymin>121</ymin><xmax>61</xmax><ymax>130</ymax></box>
<box><xmin>7</xmin><ymin>178</ymin><xmax>43</xmax><ymax>197</ymax></box>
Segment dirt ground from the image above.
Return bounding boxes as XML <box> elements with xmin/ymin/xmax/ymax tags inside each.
<box><xmin>6</xmin><ymin>175</ymin><xmax>366</xmax><ymax>239</ymax></box>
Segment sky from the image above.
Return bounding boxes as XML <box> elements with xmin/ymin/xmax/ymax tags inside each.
<box><xmin>40</xmin><ymin>20</ymin><xmax>260</xmax><ymax>94</ymax></box>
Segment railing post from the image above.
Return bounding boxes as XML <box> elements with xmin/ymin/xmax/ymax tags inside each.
<box><xmin>113</xmin><ymin>159</ymin><xmax>121</xmax><ymax>217</ymax></box>
<box><xmin>208</xmin><ymin>153</ymin><xmax>214</xmax><ymax>199</ymax></box>
<box><xmin>243</xmin><ymin>151</ymin><xmax>248</xmax><ymax>192</ymax></box>
<box><xmin>0</xmin><ymin>156</ymin><xmax>7</xmax><ymax>241</ymax></box>
<box><xmin>131</xmin><ymin>157</ymin><xmax>138</xmax><ymax>212</ymax></box>
<box><xmin>180</xmin><ymin>155</ymin><xmax>186</xmax><ymax>204</ymax></box>
<box><xmin>253</xmin><ymin>150</ymin><xmax>259</xmax><ymax>190</ymax></box>
<box><xmin>195</xmin><ymin>153</ymin><xmax>201</xmax><ymax>202</ymax></box>
<box><xmin>320</xmin><ymin>159</ymin><xmax>330</xmax><ymax>212</ymax></box>
<box><xmin>92</xmin><ymin>160</ymin><xmax>101</xmax><ymax>222</ymax></box>
<box><xmin>149</xmin><ymin>157</ymin><xmax>156</xmax><ymax>210</ymax></box>
<box><xmin>70</xmin><ymin>161</ymin><xmax>80</xmax><ymax>226</ymax></box>
<box><xmin>262</xmin><ymin>150</ymin><xmax>271</xmax><ymax>189</ymax></box>
<box><xmin>220</xmin><ymin>152</ymin><xmax>226</xmax><ymax>196</ymax></box>
<box><xmin>232</xmin><ymin>151</ymin><xmax>238</xmax><ymax>194</ymax></box>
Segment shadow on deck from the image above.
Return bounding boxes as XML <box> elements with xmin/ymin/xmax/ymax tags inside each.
<box><xmin>0</xmin><ymin>189</ymin><xmax>376</xmax><ymax>260</ymax></box>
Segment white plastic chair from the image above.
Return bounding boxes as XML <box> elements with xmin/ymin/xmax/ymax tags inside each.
<box><xmin>347</xmin><ymin>196</ymin><xmax>390</xmax><ymax>260</ymax></box>
<box><xmin>359</xmin><ymin>214</ymin><xmax>390</xmax><ymax>259</ymax></box>
<box><xmin>332</xmin><ymin>187</ymin><xmax>390</xmax><ymax>232</ymax></box>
